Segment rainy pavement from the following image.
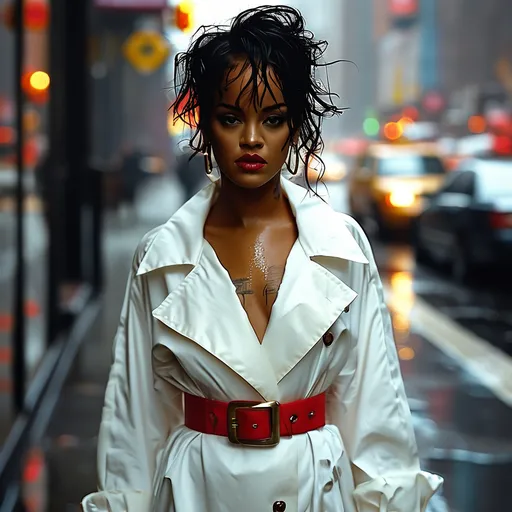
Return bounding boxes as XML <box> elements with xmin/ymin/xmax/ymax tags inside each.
<box><xmin>1</xmin><ymin>176</ymin><xmax>511</xmax><ymax>511</ymax></box>
<box><xmin>373</xmin><ymin>240</ymin><xmax>512</xmax><ymax>512</ymax></box>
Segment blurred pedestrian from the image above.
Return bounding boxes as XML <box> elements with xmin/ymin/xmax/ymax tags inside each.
<box><xmin>174</xmin><ymin>147</ymin><xmax>208</xmax><ymax>202</ymax></box>
<box><xmin>117</xmin><ymin>142</ymin><xmax>148</xmax><ymax>223</ymax></box>
<box><xmin>82</xmin><ymin>6</ymin><xmax>443</xmax><ymax>512</ymax></box>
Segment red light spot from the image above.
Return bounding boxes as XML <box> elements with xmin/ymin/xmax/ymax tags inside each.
<box><xmin>25</xmin><ymin>299</ymin><xmax>41</xmax><ymax>318</ymax></box>
<box><xmin>0</xmin><ymin>346</ymin><xmax>11</xmax><ymax>364</ymax></box>
<box><xmin>493</xmin><ymin>135</ymin><xmax>512</xmax><ymax>155</ymax></box>
<box><xmin>0</xmin><ymin>126</ymin><xmax>15</xmax><ymax>144</ymax></box>
<box><xmin>403</xmin><ymin>106</ymin><xmax>419</xmax><ymax>121</ymax></box>
<box><xmin>0</xmin><ymin>314</ymin><xmax>13</xmax><ymax>332</ymax></box>
<box><xmin>23</xmin><ymin>450</ymin><xmax>44</xmax><ymax>483</ymax></box>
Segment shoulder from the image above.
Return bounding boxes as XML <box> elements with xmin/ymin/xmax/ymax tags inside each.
<box><xmin>131</xmin><ymin>224</ymin><xmax>166</xmax><ymax>272</ymax></box>
<box><xmin>338</xmin><ymin>213</ymin><xmax>373</xmax><ymax>257</ymax></box>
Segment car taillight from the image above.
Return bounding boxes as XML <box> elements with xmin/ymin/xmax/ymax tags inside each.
<box><xmin>489</xmin><ymin>212</ymin><xmax>512</xmax><ymax>229</ymax></box>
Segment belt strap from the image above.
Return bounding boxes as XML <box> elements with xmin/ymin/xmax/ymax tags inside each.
<box><xmin>184</xmin><ymin>392</ymin><xmax>326</xmax><ymax>446</ymax></box>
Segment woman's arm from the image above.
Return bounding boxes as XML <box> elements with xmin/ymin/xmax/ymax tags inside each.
<box><xmin>82</xmin><ymin>244</ymin><xmax>183</xmax><ymax>512</ymax></box>
<box><xmin>326</xmin><ymin>218</ymin><xmax>443</xmax><ymax>512</ymax></box>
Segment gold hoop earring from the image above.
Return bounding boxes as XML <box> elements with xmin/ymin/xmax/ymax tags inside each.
<box><xmin>203</xmin><ymin>146</ymin><xmax>213</xmax><ymax>175</ymax></box>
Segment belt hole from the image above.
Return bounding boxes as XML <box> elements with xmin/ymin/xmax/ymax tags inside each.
<box><xmin>209</xmin><ymin>412</ymin><xmax>217</xmax><ymax>430</ymax></box>
<box><xmin>290</xmin><ymin>414</ymin><xmax>298</xmax><ymax>424</ymax></box>
<box><xmin>308</xmin><ymin>411</ymin><xmax>315</xmax><ymax>418</ymax></box>
<box><xmin>252</xmin><ymin>423</ymin><xmax>258</xmax><ymax>429</ymax></box>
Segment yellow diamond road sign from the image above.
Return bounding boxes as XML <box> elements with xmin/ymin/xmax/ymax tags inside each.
<box><xmin>123</xmin><ymin>30</ymin><xmax>170</xmax><ymax>75</ymax></box>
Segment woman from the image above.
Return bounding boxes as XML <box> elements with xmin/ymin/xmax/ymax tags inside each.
<box><xmin>82</xmin><ymin>6</ymin><xmax>442</xmax><ymax>512</ymax></box>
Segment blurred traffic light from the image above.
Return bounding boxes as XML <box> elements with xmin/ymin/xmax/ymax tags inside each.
<box><xmin>29</xmin><ymin>71</ymin><xmax>50</xmax><ymax>91</ymax></box>
<box><xmin>21</xmin><ymin>70</ymin><xmax>50</xmax><ymax>104</ymax></box>
<box><xmin>174</xmin><ymin>1</ymin><xmax>194</xmax><ymax>32</ymax></box>
<box><xmin>2</xmin><ymin>0</ymin><xmax>49</xmax><ymax>31</ymax></box>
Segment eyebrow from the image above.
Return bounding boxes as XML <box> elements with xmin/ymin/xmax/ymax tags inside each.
<box><xmin>216</xmin><ymin>102</ymin><xmax>287</xmax><ymax>113</ymax></box>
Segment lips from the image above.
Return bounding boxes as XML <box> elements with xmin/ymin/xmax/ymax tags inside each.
<box><xmin>235</xmin><ymin>154</ymin><xmax>267</xmax><ymax>164</ymax></box>
<box><xmin>235</xmin><ymin>154</ymin><xmax>267</xmax><ymax>172</ymax></box>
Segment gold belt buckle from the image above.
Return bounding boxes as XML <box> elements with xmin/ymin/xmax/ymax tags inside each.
<box><xmin>227</xmin><ymin>400</ymin><xmax>280</xmax><ymax>447</ymax></box>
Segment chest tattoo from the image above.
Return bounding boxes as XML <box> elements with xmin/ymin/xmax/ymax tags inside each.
<box><xmin>232</xmin><ymin>266</ymin><xmax>285</xmax><ymax>307</ymax></box>
<box><xmin>263</xmin><ymin>265</ymin><xmax>284</xmax><ymax>304</ymax></box>
<box><xmin>232</xmin><ymin>278</ymin><xmax>254</xmax><ymax>306</ymax></box>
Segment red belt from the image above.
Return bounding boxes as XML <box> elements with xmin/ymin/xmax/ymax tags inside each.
<box><xmin>184</xmin><ymin>392</ymin><xmax>326</xmax><ymax>447</ymax></box>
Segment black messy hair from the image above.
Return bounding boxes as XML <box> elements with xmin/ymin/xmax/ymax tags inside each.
<box><xmin>170</xmin><ymin>5</ymin><xmax>345</xmax><ymax>191</ymax></box>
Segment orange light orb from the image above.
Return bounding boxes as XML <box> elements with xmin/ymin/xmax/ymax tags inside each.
<box><xmin>468</xmin><ymin>115</ymin><xmax>486</xmax><ymax>134</ymax></box>
<box><xmin>383</xmin><ymin>122</ymin><xmax>403</xmax><ymax>141</ymax></box>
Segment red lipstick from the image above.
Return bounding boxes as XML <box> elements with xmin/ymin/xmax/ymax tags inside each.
<box><xmin>235</xmin><ymin>153</ymin><xmax>267</xmax><ymax>171</ymax></box>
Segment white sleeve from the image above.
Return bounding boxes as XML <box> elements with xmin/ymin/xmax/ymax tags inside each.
<box><xmin>326</xmin><ymin>220</ymin><xmax>443</xmax><ymax>512</ymax></box>
<box><xmin>82</xmin><ymin>252</ymin><xmax>183</xmax><ymax>512</ymax></box>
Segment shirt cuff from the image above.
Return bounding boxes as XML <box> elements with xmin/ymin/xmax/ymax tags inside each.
<box><xmin>353</xmin><ymin>470</ymin><xmax>444</xmax><ymax>512</ymax></box>
<box><xmin>81</xmin><ymin>490</ymin><xmax>151</xmax><ymax>512</ymax></box>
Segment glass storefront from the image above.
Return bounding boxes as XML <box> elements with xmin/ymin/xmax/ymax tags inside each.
<box><xmin>0</xmin><ymin>0</ymin><xmax>51</xmax><ymax>441</ymax></box>
<box><xmin>0</xmin><ymin>0</ymin><xmax>103</xmax><ymax>506</ymax></box>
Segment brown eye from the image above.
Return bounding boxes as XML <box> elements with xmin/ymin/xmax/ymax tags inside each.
<box><xmin>264</xmin><ymin>115</ymin><xmax>285</xmax><ymax>127</ymax></box>
<box><xmin>219</xmin><ymin>114</ymin><xmax>240</xmax><ymax>126</ymax></box>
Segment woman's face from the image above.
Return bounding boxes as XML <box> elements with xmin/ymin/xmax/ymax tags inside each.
<box><xmin>207</xmin><ymin>59</ymin><xmax>293</xmax><ymax>189</ymax></box>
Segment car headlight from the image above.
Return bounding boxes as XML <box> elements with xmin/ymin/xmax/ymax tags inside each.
<box><xmin>387</xmin><ymin>190</ymin><xmax>416</xmax><ymax>208</ymax></box>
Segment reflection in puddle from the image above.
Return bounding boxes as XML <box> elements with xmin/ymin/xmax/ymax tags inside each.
<box><xmin>388</xmin><ymin>271</ymin><xmax>416</xmax><ymax>358</ymax></box>
<box><xmin>398</xmin><ymin>346</ymin><xmax>416</xmax><ymax>361</ymax></box>
<box><xmin>378</xmin><ymin>246</ymin><xmax>512</xmax><ymax>511</ymax></box>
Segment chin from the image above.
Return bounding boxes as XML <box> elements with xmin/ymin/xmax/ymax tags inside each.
<box><xmin>222</xmin><ymin>169</ymin><xmax>280</xmax><ymax>189</ymax></box>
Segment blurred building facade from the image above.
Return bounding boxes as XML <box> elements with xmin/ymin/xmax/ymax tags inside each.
<box><xmin>340</xmin><ymin>0</ymin><xmax>379</xmax><ymax>138</ymax></box>
<box><xmin>365</xmin><ymin>0</ymin><xmax>512</xmax><ymax>134</ymax></box>
<box><xmin>90</xmin><ymin>6</ymin><xmax>172</xmax><ymax>168</ymax></box>
<box><xmin>437</xmin><ymin>0</ymin><xmax>512</xmax><ymax>132</ymax></box>
<box><xmin>0</xmin><ymin>0</ymin><xmax>175</xmax><ymax>509</ymax></box>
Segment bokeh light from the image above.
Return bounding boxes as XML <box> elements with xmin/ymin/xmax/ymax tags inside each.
<box><xmin>398</xmin><ymin>346</ymin><xmax>416</xmax><ymax>361</ymax></box>
<box><xmin>468</xmin><ymin>115</ymin><xmax>486</xmax><ymax>134</ymax></box>
<box><xmin>363</xmin><ymin>117</ymin><xmax>380</xmax><ymax>137</ymax></box>
<box><xmin>383</xmin><ymin>121</ymin><xmax>403</xmax><ymax>141</ymax></box>
<box><xmin>29</xmin><ymin>71</ymin><xmax>50</xmax><ymax>91</ymax></box>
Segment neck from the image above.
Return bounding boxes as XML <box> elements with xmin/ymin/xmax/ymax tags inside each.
<box><xmin>211</xmin><ymin>174</ymin><xmax>288</xmax><ymax>228</ymax></box>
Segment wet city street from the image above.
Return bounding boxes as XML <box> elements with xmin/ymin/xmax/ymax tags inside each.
<box><xmin>2</xmin><ymin>1</ymin><xmax>512</xmax><ymax>509</ymax></box>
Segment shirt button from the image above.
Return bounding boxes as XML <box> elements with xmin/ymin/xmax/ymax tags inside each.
<box><xmin>273</xmin><ymin>501</ymin><xmax>286</xmax><ymax>511</ymax></box>
<box><xmin>323</xmin><ymin>331</ymin><xmax>334</xmax><ymax>346</ymax></box>
<box><xmin>323</xmin><ymin>480</ymin><xmax>334</xmax><ymax>492</ymax></box>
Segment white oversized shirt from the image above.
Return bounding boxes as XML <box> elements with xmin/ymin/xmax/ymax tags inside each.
<box><xmin>82</xmin><ymin>176</ymin><xmax>442</xmax><ymax>512</ymax></box>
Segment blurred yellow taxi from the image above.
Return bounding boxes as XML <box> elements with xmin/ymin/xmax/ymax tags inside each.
<box><xmin>348</xmin><ymin>143</ymin><xmax>447</xmax><ymax>236</ymax></box>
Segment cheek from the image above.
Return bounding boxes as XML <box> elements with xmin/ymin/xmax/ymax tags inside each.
<box><xmin>272</xmin><ymin>133</ymin><xmax>291</xmax><ymax>159</ymax></box>
<box><xmin>210</xmin><ymin>123</ymin><xmax>238</xmax><ymax>145</ymax></box>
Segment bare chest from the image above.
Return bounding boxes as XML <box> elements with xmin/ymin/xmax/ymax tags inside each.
<box><xmin>205</xmin><ymin>225</ymin><xmax>297</xmax><ymax>343</ymax></box>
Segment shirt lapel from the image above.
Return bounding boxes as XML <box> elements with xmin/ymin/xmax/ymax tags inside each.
<box><xmin>152</xmin><ymin>242</ymin><xmax>279</xmax><ymax>400</ymax></box>
<box><xmin>261</xmin><ymin>178</ymin><xmax>369</xmax><ymax>383</ymax></box>
<box><xmin>137</xmin><ymin>175</ymin><xmax>370</xmax><ymax>400</ymax></box>
<box><xmin>262</xmin><ymin>240</ymin><xmax>358</xmax><ymax>383</ymax></box>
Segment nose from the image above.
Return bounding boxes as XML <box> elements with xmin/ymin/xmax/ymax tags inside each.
<box><xmin>240</xmin><ymin>122</ymin><xmax>264</xmax><ymax>150</ymax></box>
